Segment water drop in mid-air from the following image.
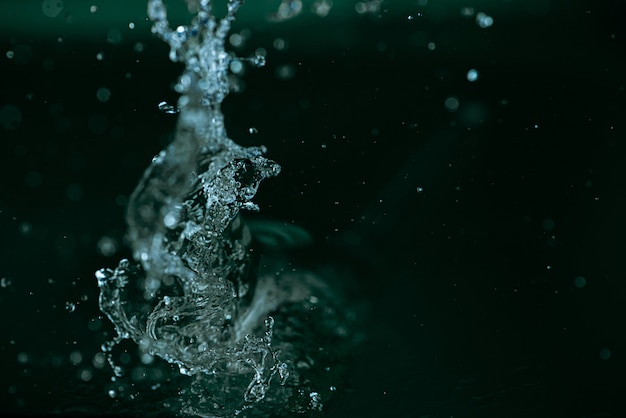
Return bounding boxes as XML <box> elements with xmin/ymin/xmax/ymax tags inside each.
<box><xmin>96</xmin><ymin>1</ymin><xmax>360</xmax><ymax>416</ymax></box>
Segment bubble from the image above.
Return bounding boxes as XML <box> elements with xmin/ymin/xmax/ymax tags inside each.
<box><xmin>416</xmin><ymin>186</ymin><xmax>424</xmax><ymax>193</ymax></box>
<box><xmin>89</xmin><ymin>5</ymin><xmax>97</xmax><ymax>13</ymax></box>
<box><xmin>444</xmin><ymin>96</ymin><xmax>460</xmax><ymax>112</ymax></box>
<box><xmin>134</xmin><ymin>42</ymin><xmax>145</xmax><ymax>53</ymax></box>
<box><xmin>466</xmin><ymin>69</ymin><xmax>479</xmax><ymax>82</ymax></box>
<box><xmin>0</xmin><ymin>277</ymin><xmax>12</xmax><ymax>288</ymax></box>
<box><xmin>42</xmin><ymin>0</ymin><xmax>63</xmax><ymax>18</ymax></box>
<box><xmin>96</xmin><ymin>87</ymin><xmax>111</xmax><ymax>102</ymax></box>
<box><xmin>65</xmin><ymin>301</ymin><xmax>76</xmax><ymax>313</ymax></box>
<box><xmin>96</xmin><ymin>51</ymin><xmax>104</xmax><ymax>61</ymax></box>
<box><xmin>248</xmin><ymin>127</ymin><xmax>258</xmax><ymax>134</ymax></box>
<box><xmin>128</xmin><ymin>22</ymin><xmax>135</xmax><ymax>30</ymax></box>
<box><xmin>574</xmin><ymin>276</ymin><xmax>587</xmax><ymax>288</ymax></box>
<box><xmin>6</xmin><ymin>50</ymin><xmax>14</xmax><ymax>59</ymax></box>
<box><xmin>476</xmin><ymin>12</ymin><xmax>494</xmax><ymax>28</ymax></box>
<box><xmin>427</xmin><ymin>42</ymin><xmax>436</xmax><ymax>51</ymax></box>
<box><xmin>108</xmin><ymin>389</ymin><xmax>117</xmax><ymax>398</ymax></box>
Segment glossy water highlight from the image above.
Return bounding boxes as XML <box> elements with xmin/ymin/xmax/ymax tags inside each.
<box><xmin>96</xmin><ymin>1</ymin><xmax>358</xmax><ymax>416</ymax></box>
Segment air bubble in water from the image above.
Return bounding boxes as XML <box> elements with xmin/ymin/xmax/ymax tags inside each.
<box><xmin>65</xmin><ymin>301</ymin><xmax>76</xmax><ymax>313</ymax></box>
<box><xmin>248</xmin><ymin>127</ymin><xmax>258</xmax><ymax>134</ymax></box>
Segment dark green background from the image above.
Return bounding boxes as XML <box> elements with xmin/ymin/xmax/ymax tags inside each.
<box><xmin>1</xmin><ymin>0</ymin><xmax>625</xmax><ymax>416</ymax></box>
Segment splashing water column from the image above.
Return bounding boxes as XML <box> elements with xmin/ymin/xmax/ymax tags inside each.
<box><xmin>96</xmin><ymin>1</ymin><xmax>358</xmax><ymax>416</ymax></box>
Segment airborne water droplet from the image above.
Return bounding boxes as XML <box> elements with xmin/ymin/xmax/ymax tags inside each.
<box><xmin>158</xmin><ymin>101</ymin><xmax>179</xmax><ymax>114</ymax></box>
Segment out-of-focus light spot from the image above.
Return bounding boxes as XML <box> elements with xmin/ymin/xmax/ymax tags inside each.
<box><xmin>0</xmin><ymin>104</ymin><xmax>22</xmax><ymax>130</ymax></box>
<box><xmin>96</xmin><ymin>87</ymin><xmax>111</xmax><ymax>102</ymax></box>
<box><xmin>466</xmin><ymin>69</ymin><xmax>479</xmax><ymax>82</ymax></box>
<box><xmin>542</xmin><ymin>218</ymin><xmax>555</xmax><ymax>231</ymax></box>
<box><xmin>476</xmin><ymin>12</ymin><xmax>494</xmax><ymax>28</ymax></box>
<box><xmin>599</xmin><ymin>348</ymin><xmax>611</xmax><ymax>360</ymax></box>
<box><xmin>273</xmin><ymin>38</ymin><xmax>287</xmax><ymax>51</ymax></box>
<box><xmin>42</xmin><ymin>0</ymin><xmax>63</xmax><ymax>18</ymax></box>
<box><xmin>574</xmin><ymin>276</ymin><xmax>586</xmax><ymax>288</ymax></box>
<box><xmin>229</xmin><ymin>59</ymin><xmax>243</xmax><ymax>74</ymax></box>
<box><xmin>461</xmin><ymin>7</ymin><xmax>475</xmax><ymax>17</ymax></box>
<box><xmin>229</xmin><ymin>33</ymin><xmax>243</xmax><ymax>48</ymax></box>
<box><xmin>444</xmin><ymin>96</ymin><xmax>460</xmax><ymax>112</ymax></box>
<box><xmin>97</xmin><ymin>236</ymin><xmax>119</xmax><ymax>257</ymax></box>
<box><xmin>107</xmin><ymin>28</ymin><xmax>122</xmax><ymax>44</ymax></box>
<box><xmin>276</xmin><ymin>64</ymin><xmax>296</xmax><ymax>80</ymax></box>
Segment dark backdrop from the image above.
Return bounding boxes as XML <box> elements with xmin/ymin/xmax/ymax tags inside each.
<box><xmin>1</xmin><ymin>1</ymin><xmax>625</xmax><ymax>417</ymax></box>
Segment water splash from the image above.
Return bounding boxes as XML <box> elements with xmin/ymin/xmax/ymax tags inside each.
<box><xmin>96</xmin><ymin>1</ymin><xmax>357</xmax><ymax>416</ymax></box>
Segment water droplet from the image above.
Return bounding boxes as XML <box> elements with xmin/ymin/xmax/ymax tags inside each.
<box><xmin>574</xmin><ymin>276</ymin><xmax>587</xmax><ymax>288</ymax></box>
<box><xmin>466</xmin><ymin>69</ymin><xmax>479</xmax><ymax>82</ymax></box>
<box><xmin>252</xmin><ymin>55</ymin><xmax>266</xmax><ymax>67</ymax></box>
<box><xmin>158</xmin><ymin>101</ymin><xmax>179</xmax><ymax>114</ymax></box>
<box><xmin>42</xmin><ymin>0</ymin><xmax>63</xmax><ymax>18</ymax></box>
<box><xmin>444</xmin><ymin>96</ymin><xmax>460</xmax><ymax>112</ymax></box>
<box><xmin>476</xmin><ymin>12</ymin><xmax>494</xmax><ymax>28</ymax></box>
<box><xmin>96</xmin><ymin>87</ymin><xmax>111</xmax><ymax>103</ymax></box>
<box><xmin>600</xmin><ymin>348</ymin><xmax>611</xmax><ymax>360</ymax></box>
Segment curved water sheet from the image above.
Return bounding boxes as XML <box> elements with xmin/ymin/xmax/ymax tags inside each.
<box><xmin>96</xmin><ymin>1</ymin><xmax>360</xmax><ymax>416</ymax></box>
